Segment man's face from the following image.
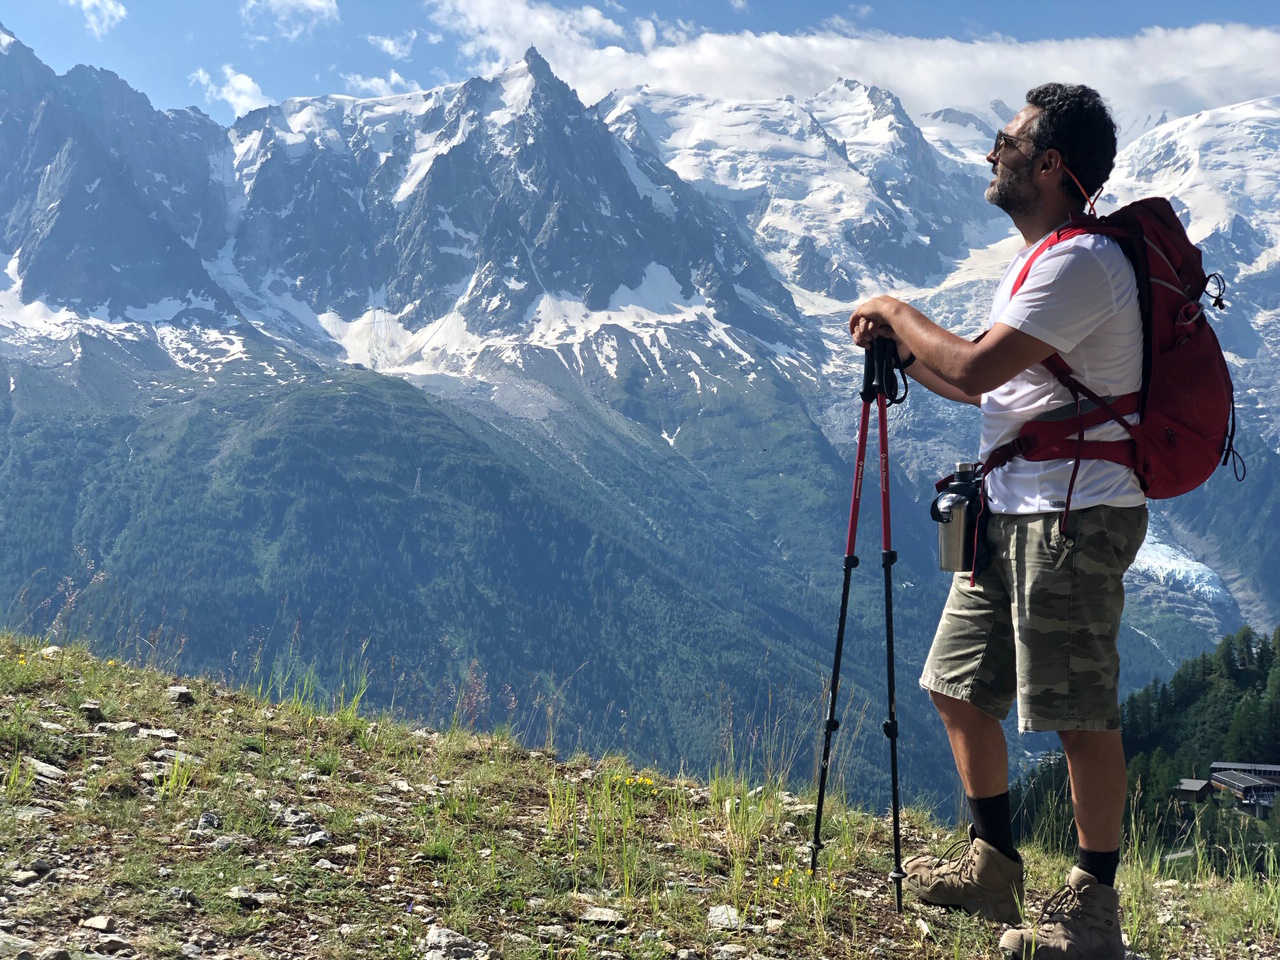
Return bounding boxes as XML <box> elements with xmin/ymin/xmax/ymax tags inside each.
<box><xmin>985</xmin><ymin>105</ymin><xmax>1042</xmax><ymax>217</ymax></box>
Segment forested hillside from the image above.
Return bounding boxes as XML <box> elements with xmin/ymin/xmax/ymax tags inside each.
<box><xmin>1013</xmin><ymin>626</ymin><xmax>1280</xmax><ymax>865</ymax></box>
<box><xmin>1123</xmin><ymin>626</ymin><xmax>1280</xmax><ymax>783</ymax></box>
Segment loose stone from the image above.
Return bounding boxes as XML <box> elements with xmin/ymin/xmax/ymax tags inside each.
<box><xmin>94</xmin><ymin>722</ymin><xmax>139</xmax><ymax>737</ymax></box>
<box><xmin>423</xmin><ymin>924</ymin><xmax>489</xmax><ymax>960</ymax></box>
<box><xmin>137</xmin><ymin>727</ymin><xmax>179</xmax><ymax>742</ymax></box>
<box><xmin>581</xmin><ymin>906</ymin><xmax>625</xmax><ymax>925</ymax></box>
<box><xmin>22</xmin><ymin>757</ymin><xmax>66</xmax><ymax>781</ymax></box>
<box><xmin>226</xmin><ymin>886</ymin><xmax>260</xmax><ymax>908</ymax></box>
<box><xmin>0</xmin><ymin>932</ymin><xmax>39</xmax><ymax>956</ymax></box>
<box><xmin>707</xmin><ymin>905</ymin><xmax>742</xmax><ymax>931</ymax></box>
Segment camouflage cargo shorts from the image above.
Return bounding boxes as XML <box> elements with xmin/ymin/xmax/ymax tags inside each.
<box><xmin>919</xmin><ymin>503</ymin><xmax>1148</xmax><ymax>733</ymax></box>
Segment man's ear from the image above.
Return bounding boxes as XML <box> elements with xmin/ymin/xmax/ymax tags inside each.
<box><xmin>1038</xmin><ymin>147</ymin><xmax>1063</xmax><ymax>176</ymax></box>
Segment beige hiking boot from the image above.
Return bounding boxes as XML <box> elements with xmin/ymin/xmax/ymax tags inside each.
<box><xmin>902</xmin><ymin>825</ymin><xmax>1024</xmax><ymax>925</ymax></box>
<box><xmin>998</xmin><ymin>866</ymin><xmax>1123</xmax><ymax>959</ymax></box>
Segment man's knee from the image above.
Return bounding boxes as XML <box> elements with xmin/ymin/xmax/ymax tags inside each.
<box><xmin>1057</xmin><ymin>728</ymin><xmax>1124</xmax><ymax>755</ymax></box>
<box><xmin>930</xmin><ymin>690</ymin><xmax>999</xmax><ymax>729</ymax></box>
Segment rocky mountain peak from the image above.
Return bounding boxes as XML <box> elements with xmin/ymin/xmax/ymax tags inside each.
<box><xmin>523</xmin><ymin>45</ymin><xmax>552</xmax><ymax>76</ymax></box>
<box><xmin>0</xmin><ymin>21</ymin><xmax>56</xmax><ymax>94</ymax></box>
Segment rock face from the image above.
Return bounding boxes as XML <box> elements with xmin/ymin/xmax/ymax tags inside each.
<box><xmin>0</xmin><ymin>32</ymin><xmax>233</xmax><ymax>321</ymax></box>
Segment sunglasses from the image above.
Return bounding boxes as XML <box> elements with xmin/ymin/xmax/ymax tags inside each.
<box><xmin>992</xmin><ymin>130</ymin><xmax>1039</xmax><ymax>155</ymax></box>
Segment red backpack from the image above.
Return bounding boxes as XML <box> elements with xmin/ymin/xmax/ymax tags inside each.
<box><xmin>982</xmin><ymin>197</ymin><xmax>1242</xmax><ymax>511</ymax></box>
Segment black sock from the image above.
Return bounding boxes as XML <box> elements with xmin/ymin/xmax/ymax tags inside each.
<box><xmin>1077</xmin><ymin>847</ymin><xmax>1120</xmax><ymax>887</ymax></box>
<box><xmin>968</xmin><ymin>792</ymin><xmax>1018</xmax><ymax>862</ymax></box>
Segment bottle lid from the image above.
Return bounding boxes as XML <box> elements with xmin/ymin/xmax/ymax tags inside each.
<box><xmin>955</xmin><ymin>461</ymin><xmax>980</xmax><ymax>476</ymax></box>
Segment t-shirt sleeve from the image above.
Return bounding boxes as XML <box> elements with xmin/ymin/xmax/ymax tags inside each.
<box><xmin>995</xmin><ymin>241</ymin><xmax>1120</xmax><ymax>354</ymax></box>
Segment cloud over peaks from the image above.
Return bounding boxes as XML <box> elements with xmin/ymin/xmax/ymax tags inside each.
<box><xmin>63</xmin><ymin>0</ymin><xmax>127</xmax><ymax>39</ymax></box>
<box><xmin>341</xmin><ymin>69</ymin><xmax>423</xmax><ymax>98</ymax></box>
<box><xmin>367</xmin><ymin>30</ymin><xmax>418</xmax><ymax>60</ymax></box>
<box><xmin>190</xmin><ymin>65</ymin><xmax>271</xmax><ymax>118</ymax></box>
<box><xmin>241</xmin><ymin>0</ymin><xmax>339</xmax><ymax>41</ymax></box>
<box><xmin>423</xmin><ymin>1</ymin><xmax>1280</xmax><ymax>139</ymax></box>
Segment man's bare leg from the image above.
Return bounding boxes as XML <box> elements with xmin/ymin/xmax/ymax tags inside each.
<box><xmin>930</xmin><ymin>690</ymin><xmax>1009</xmax><ymax>797</ymax></box>
<box><xmin>1058</xmin><ymin>729</ymin><xmax>1126</xmax><ymax>854</ymax></box>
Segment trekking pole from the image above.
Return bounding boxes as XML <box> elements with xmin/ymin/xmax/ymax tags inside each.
<box><xmin>809</xmin><ymin>349</ymin><xmax>872</xmax><ymax>878</ymax></box>
<box><xmin>873</xmin><ymin>339</ymin><xmax>908</xmax><ymax>914</ymax></box>
<box><xmin>810</xmin><ymin>337</ymin><xmax>907</xmax><ymax>914</ymax></box>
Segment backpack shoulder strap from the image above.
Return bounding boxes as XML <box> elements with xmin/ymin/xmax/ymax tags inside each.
<box><xmin>1008</xmin><ymin>221</ymin><xmax>1097</xmax><ymax>297</ymax></box>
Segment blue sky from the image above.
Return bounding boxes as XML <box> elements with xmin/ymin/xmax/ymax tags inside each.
<box><xmin>4</xmin><ymin>1</ymin><xmax>1279</xmax><ymax>127</ymax></box>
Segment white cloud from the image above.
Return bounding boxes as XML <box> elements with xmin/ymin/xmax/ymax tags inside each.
<box><xmin>422</xmin><ymin>2</ymin><xmax>1280</xmax><ymax>137</ymax></box>
<box><xmin>424</xmin><ymin>0</ymin><xmax>626</xmax><ymax>78</ymax></box>
<box><xmin>636</xmin><ymin>19</ymin><xmax>656</xmax><ymax>53</ymax></box>
<box><xmin>341</xmin><ymin>69</ymin><xmax>422</xmax><ymax>98</ymax></box>
<box><xmin>189</xmin><ymin>65</ymin><xmax>271</xmax><ymax>118</ymax></box>
<box><xmin>241</xmin><ymin>0</ymin><xmax>339</xmax><ymax>41</ymax></box>
<box><xmin>367</xmin><ymin>29</ymin><xmax>417</xmax><ymax>60</ymax></box>
<box><xmin>63</xmin><ymin>0</ymin><xmax>127</xmax><ymax>39</ymax></box>
<box><xmin>729</xmin><ymin>0</ymin><xmax>748</xmax><ymax>12</ymax></box>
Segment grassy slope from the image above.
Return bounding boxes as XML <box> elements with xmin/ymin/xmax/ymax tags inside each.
<box><xmin>1</xmin><ymin>634</ymin><xmax>1276</xmax><ymax>960</ymax></box>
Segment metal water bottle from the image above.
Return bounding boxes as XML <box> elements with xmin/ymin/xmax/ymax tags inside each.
<box><xmin>931</xmin><ymin>462</ymin><xmax>981</xmax><ymax>572</ymax></box>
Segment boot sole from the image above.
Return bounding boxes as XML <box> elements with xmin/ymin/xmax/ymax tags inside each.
<box><xmin>911</xmin><ymin>887</ymin><xmax>1021</xmax><ymax>926</ymax></box>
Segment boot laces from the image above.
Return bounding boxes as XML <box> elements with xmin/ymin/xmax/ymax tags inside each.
<box><xmin>1036</xmin><ymin>883</ymin><xmax>1082</xmax><ymax>927</ymax></box>
<box><xmin>930</xmin><ymin>835</ymin><xmax>975</xmax><ymax>878</ymax></box>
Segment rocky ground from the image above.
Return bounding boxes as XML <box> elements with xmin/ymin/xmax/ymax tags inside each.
<box><xmin>2</xmin><ymin>636</ymin><xmax>1276</xmax><ymax>959</ymax></box>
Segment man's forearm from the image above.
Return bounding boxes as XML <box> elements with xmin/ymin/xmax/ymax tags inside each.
<box><xmin>881</xmin><ymin>299</ymin><xmax>983</xmax><ymax>391</ymax></box>
<box><xmin>906</xmin><ymin>357</ymin><xmax>980</xmax><ymax>405</ymax></box>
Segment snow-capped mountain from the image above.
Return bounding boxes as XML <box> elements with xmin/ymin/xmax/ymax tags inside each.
<box><xmin>599</xmin><ymin>80</ymin><xmax>1003</xmax><ymax>303</ymax></box>
<box><xmin>229</xmin><ymin>50</ymin><xmax>803</xmax><ymax>357</ymax></box>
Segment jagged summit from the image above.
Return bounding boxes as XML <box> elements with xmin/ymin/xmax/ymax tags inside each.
<box><xmin>522</xmin><ymin>44</ymin><xmax>551</xmax><ymax>73</ymax></box>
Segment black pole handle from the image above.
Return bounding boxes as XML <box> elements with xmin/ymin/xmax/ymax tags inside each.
<box><xmin>861</xmin><ymin>337</ymin><xmax>908</xmax><ymax>405</ymax></box>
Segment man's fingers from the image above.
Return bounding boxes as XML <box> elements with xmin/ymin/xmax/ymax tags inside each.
<box><xmin>849</xmin><ymin>317</ymin><xmax>876</xmax><ymax>348</ymax></box>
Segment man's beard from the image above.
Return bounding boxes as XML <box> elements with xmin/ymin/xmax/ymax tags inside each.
<box><xmin>985</xmin><ymin>161</ymin><xmax>1036</xmax><ymax>216</ymax></box>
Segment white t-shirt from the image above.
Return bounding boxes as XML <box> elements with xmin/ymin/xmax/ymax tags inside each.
<box><xmin>980</xmin><ymin>230</ymin><xmax>1146</xmax><ymax>514</ymax></box>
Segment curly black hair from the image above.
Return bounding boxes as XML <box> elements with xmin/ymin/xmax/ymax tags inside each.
<box><xmin>1024</xmin><ymin>83</ymin><xmax>1118</xmax><ymax>210</ymax></box>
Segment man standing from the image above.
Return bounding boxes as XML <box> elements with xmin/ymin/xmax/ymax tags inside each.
<box><xmin>849</xmin><ymin>84</ymin><xmax>1147</xmax><ymax>960</ymax></box>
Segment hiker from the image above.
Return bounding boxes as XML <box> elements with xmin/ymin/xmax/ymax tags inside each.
<box><xmin>849</xmin><ymin>83</ymin><xmax>1145</xmax><ymax>960</ymax></box>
